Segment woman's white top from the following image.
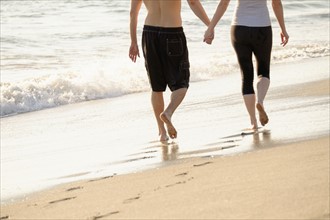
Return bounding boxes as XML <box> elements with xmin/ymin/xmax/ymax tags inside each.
<box><xmin>232</xmin><ymin>0</ymin><xmax>271</xmax><ymax>27</ymax></box>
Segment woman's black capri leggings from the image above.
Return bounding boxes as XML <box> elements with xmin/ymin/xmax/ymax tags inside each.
<box><xmin>231</xmin><ymin>25</ymin><xmax>273</xmax><ymax>95</ymax></box>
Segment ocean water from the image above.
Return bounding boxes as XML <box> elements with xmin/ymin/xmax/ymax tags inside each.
<box><xmin>0</xmin><ymin>0</ymin><xmax>329</xmax><ymax>117</ymax></box>
<box><xmin>0</xmin><ymin>0</ymin><xmax>329</xmax><ymax>203</ymax></box>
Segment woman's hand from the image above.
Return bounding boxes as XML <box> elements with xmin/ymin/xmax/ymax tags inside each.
<box><xmin>280</xmin><ymin>31</ymin><xmax>289</xmax><ymax>47</ymax></box>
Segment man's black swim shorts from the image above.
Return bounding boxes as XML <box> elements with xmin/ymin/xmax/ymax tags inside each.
<box><xmin>142</xmin><ymin>25</ymin><xmax>190</xmax><ymax>92</ymax></box>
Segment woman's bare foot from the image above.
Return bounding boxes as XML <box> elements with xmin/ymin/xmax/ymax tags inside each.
<box><xmin>160</xmin><ymin>112</ymin><xmax>177</xmax><ymax>139</ymax></box>
<box><xmin>256</xmin><ymin>103</ymin><xmax>269</xmax><ymax>126</ymax></box>
<box><xmin>250</xmin><ymin>117</ymin><xmax>258</xmax><ymax>130</ymax></box>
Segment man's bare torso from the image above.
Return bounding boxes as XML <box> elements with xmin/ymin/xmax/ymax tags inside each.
<box><xmin>143</xmin><ymin>0</ymin><xmax>182</xmax><ymax>27</ymax></box>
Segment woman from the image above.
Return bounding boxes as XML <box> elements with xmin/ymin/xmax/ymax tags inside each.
<box><xmin>204</xmin><ymin>0</ymin><xmax>289</xmax><ymax>130</ymax></box>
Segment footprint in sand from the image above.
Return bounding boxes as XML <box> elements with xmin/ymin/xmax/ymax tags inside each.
<box><xmin>66</xmin><ymin>186</ymin><xmax>83</xmax><ymax>192</ymax></box>
<box><xmin>88</xmin><ymin>174</ymin><xmax>116</xmax><ymax>182</ymax></box>
<box><xmin>91</xmin><ymin>211</ymin><xmax>120</xmax><ymax>220</ymax></box>
<box><xmin>155</xmin><ymin>173</ymin><xmax>194</xmax><ymax>190</ymax></box>
<box><xmin>153</xmin><ymin>186</ymin><xmax>161</xmax><ymax>191</ymax></box>
<box><xmin>175</xmin><ymin>172</ymin><xmax>188</xmax><ymax>177</ymax></box>
<box><xmin>123</xmin><ymin>196</ymin><xmax>140</xmax><ymax>204</ymax></box>
<box><xmin>193</xmin><ymin>161</ymin><xmax>213</xmax><ymax>167</ymax></box>
<box><xmin>48</xmin><ymin>197</ymin><xmax>76</xmax><ymax>204</ymax></box>
<box><xmin>165</xmin><ymin>181</ymin><xmax>186</xmax><ymax>188</ymax></box>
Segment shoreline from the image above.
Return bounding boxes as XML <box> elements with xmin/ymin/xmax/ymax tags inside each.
<box><xmin>1</xmin><ymin>136</ymin><xmax>329</xmax><ymax>219</ymax></box>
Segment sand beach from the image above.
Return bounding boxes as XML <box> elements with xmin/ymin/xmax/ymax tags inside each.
<box><xmin>1</xmin><ymin>137</ymin><xmax>329</xmax><ymax>220</ymax></box>
<box><xmin>1</xmin><ymin>57</ymin><xmax>329</xmax><ymax>220</ymax></box>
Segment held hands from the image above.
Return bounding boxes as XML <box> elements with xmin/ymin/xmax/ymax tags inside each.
<box><xmin>129</xmin><ymin>43</ymin><xmax>140</xmax><ymax>62</ymax></box>
<box><xmin>204</xmin><ymin>27</ymin><xmax>215</xmax><ymax>45</ymax></box>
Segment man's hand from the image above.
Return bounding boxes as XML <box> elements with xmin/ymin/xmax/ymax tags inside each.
<box><xmin>129</xmin><ymin>44</ymin><xmax>140</xmax><ymax>62</ymax></box>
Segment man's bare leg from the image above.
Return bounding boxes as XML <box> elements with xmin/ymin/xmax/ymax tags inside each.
<box><xmin>151</xmin><ymin>92</ymin><xmax>169</xmax><ymax>141</ymax></box>
<box><xmin>243</xmin><ymin>94</ymin><xmax>258</xmax><ymax>130</ymax></box>
<box><xmin>256</xmin><ymin>77</ymin><xmax>270</xmax><ymax>126</ymax></box>
<box><xmin>160</xmin><ymin>88</ymin><xmax>187</xmax><ymax>139</ymax></box>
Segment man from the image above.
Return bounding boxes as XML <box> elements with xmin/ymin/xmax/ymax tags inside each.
<box><xmin>129</xmin><ymin>0</ymin><xmax>211</xmax><ymax>141</ymax></box>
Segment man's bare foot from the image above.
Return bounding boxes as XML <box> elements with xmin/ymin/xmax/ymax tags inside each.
<box><xmin>256</xmin><ymin>103</ymin><xmax>269</xmax><ymax>126</ymax></box>
<box><xmin>251</xmin><ymin>124</ymin><xmax>258</xmax><ymax>130</ymax></box>
<box><xmin>159</xmin><ymin>133</ymin><xmax>169</xmax><ymax>142</ymax></box>
<box><xmin>242</xmin><ymin>128</ymin><xmax>257</xmax><ymax>135</ymax></box>
<box><xmin>160</xmin><ymin>112</ymin><xmax>177</xmax><ymax>139</ymax></box>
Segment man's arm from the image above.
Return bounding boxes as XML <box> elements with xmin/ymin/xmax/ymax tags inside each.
<box><xmin>272</xmin><ymin>0</ymin><xmax>289</xmax><ymax>46</ymax></box>
<box><xmin>187</xmin><ymin>0</ymin><xmax>210</xmax><ymax>26</ymax></box>
<box><xmin>204</xmin><ymin>0</ymin><xmax>231</xmax><ymax>44</ymax></box>
<box><xmin>129</xmin><ymin>0</ymin><xmax>142</xmax><ymax>62</ymax></box>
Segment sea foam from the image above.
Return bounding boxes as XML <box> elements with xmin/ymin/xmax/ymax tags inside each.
<box><xmin>1</xmin><ymin>42</ymin><xmax>329</xmax><ymax>117</ymax></box>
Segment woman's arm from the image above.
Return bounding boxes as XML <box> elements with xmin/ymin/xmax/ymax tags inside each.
<box><xmin>204</xmin><ymin>0</ymin><xmax>231</xmax><ymax>44</ymax></box>
<box><xmin>272</xmin><ymin>0</ymin><xmax>289</xmax><ymax>46</ymax></box>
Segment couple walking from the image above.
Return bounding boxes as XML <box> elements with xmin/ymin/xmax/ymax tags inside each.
<box><xmin>129</xmin><ymin>0</ymin><xmax>289</xmax><ymax>142</ymax></box>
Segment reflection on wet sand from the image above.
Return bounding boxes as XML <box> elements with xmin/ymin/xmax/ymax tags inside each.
<box><xmin>161</xmin><ymin>142</ymin><xmax>179</xmax><ymax>161</ymax></box>
<box><xmin>108</xmin><ymin>129</ymin><xmax>273</xmax><ymax>173</ymax></box>
<box><xmin>150</xmin><ymin>129</ymin><xmax>272</xmax><ymax>163</ymax></box>
<box><xmin>175</xmin><ymin>128</ymin><xmax>273</xmax><ymax>159</ymax></box>
<box><xmin>252</xmin><ymin>129</ymin><xmax>272</xmax><ymax>148</ymax></box>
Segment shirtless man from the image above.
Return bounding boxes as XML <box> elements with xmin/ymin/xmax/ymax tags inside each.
<box><xmin>129</xmin><ymin>0</ymin><xmax>211</xmax><ymax>141</ymax></box>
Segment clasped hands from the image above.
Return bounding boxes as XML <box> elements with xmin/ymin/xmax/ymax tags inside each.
<box><xmin>203</xmin><ymin>27</ymin><xmax>215</xmax><ymax>45</ymax></box>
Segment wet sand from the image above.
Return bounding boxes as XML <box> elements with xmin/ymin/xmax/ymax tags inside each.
<box><xmin>1</xmin><ymin>57</ymin><xmax>330</xmax><ymax>219</ymax></box>
<box><xmin>1</xmin><ymin>137</ymin><xmax>329</xmax><ymax>219</ymax></box>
